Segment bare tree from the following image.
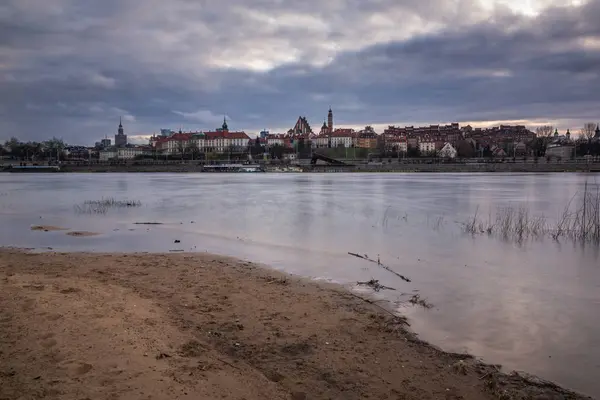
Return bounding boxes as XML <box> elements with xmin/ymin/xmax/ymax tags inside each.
<box><xmin>535</xmin><ymin>125</ymin><xmax>554</xmax><ymax>137</ymax></box>
<box><xmin>186</xmin><ymin>142</ymin><xmax>200</xmax><ymax>160</ymax></box>
<box><xmin>580</xmin><ymin>122</ymin><xmax>596</xmax><ymax>141</ymax></box>
<box><xmin>177</xmin><ymin>141</ymin><xmax>185</xmax><ymax>159</ymax></box>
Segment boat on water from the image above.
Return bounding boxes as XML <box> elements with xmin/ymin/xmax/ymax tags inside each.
<box><xmin>201</xmin><ymin>164</ymin><xmax>265</xmax><ymax>173</ymax></box>
<box><xmin>2</xmin><ymin>165</ymin><xmax>61</xmax><ymax>173</ymax></box>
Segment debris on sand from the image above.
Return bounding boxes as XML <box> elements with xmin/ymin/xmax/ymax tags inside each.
<box><xmin>66</xmin><ymin>231</ymin><xmax>100</xmax><ymax>237</ymax></box>
<box><xmin>408</xmin><ymin>294</ymin><xmax>433</xmax><ymax>309</ymax></box>
<box><xmin>31</xmin><ymin>225</ymin><xmax>68</xmax><ymax>232</ymax></box>
<box><xmin>451</xmin><ymin>360</ymin><xmax>469</xmax><ymax>375</ymax></box>
<box><xmin>356</xmin><ymin>279</ymin><xmax>396</xmax><ymax>292</ymax></box>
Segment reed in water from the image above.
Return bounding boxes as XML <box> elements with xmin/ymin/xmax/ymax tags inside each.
<box><xmin>464</xmin><ymin>181</ymin><xmax>600</xmax><ymax>244</ymax></box>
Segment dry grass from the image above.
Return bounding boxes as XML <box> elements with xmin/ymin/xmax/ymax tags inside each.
<box><xmin>463</xmin><ymin>207</ymin><xmax>547</xmax><ymax>242</ymax></box>
<box><xmin>551</xmin><ymin>181</ymin><xmax>600</xmax><ymax>243</ymax></box>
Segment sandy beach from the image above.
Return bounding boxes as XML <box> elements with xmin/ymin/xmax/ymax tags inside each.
<box><xmin>0</xmin><ymin>249</ymin><xmax>591</xmax><ymax>400</ymax></box>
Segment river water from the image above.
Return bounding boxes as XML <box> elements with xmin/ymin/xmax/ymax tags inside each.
<box><xmin>1</xmin><ymin>172</ymin><xmax>599</xmax><ymax>397</ymax></box>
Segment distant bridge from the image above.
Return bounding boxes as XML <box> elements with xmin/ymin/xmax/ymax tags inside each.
<box><xmin>310</xmin><ymin>153</ymin><xmax>354</xmax><ymax>166</ymax></box>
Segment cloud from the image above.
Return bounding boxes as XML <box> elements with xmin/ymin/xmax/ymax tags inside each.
<box><xmin>0</xmin><ymin>0</ymin><xmax>599</xmax><ymax>144</ymax></box>
<box><xmin>172</xmin><ymin>109</ymin><xmax>225</xmax><ymax>126</ymax></box>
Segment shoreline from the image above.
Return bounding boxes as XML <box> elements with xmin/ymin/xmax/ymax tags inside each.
<box><xmin>0</xmin><ymin>249</ymin><xmax>592</xmax><ymax>399</ymax></box>
<box><xmin>4</xmin><ymin>162</ymin><xmax>600</xmax><ymax>173</ymax></box>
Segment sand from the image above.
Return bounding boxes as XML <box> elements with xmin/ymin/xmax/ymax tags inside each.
<box><xmin>0</xmin><ymin>250</ymin><xmax>591</xmax><ymax>400</ymax></box>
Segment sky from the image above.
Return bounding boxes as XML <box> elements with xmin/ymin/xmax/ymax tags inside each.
<box><xmin>1</xmin><ymin>0</ymin><xmax>599</xmax><ymax>145</ymax></box>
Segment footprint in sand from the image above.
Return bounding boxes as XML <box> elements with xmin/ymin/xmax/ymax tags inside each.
<box><xmin>75</xmin><ymin>363</ymin><xmax>93</xmax><ymax>375</ymax></box>
<box><xmin>21</xmin><ymin>298</ymin><xmax>36</xmax><ymax>311</ymax></box>
<box><xmin>39</xmin><ymin>332</ymin><xmax>55</xmax><ymax>340</ymax></box>
<box><xmin>59</xmin><ymin>287</ymin><xmax>81</xmax><ymax>294</ymax></box>
<box><xmin>47</xmin><ymin>313</ymin><xmax>63</xmax><ymax>321</ymax></box>
<box><xmin>41</xmin><ymin>338</ymin><xmax>58</xmax><ymax>349</ymax></box>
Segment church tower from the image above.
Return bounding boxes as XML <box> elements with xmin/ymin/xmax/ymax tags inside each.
<box><xmin>222</xmin><ymin>116</ymin><xmax>229</xmax><ymax>132</ymax></box>
<box><xmin>115</xmin><ymin>117</ymin><xmax>127</xmax><ymax>147</ymax></box>
<box><xmin>327</xmin><ymin>107</ymin><xmax>333</xmax><ymax>134</ymax></box>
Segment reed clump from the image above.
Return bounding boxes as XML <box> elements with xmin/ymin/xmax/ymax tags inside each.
<box><xmin>464</xmin><ymin>181</ymin><xmax>600</xmax><ymax>244</ymax></box>
<box><xmin>74</xmin><ymin>197</ymin><xmax>142</xmax><ymax>215</ymax></box>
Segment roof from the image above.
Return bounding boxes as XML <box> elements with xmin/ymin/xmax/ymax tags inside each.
<box><xmin>204</xmin><ymin>131</ymin><xmax>250</xmax><ymax>139</ymax></box>
<box><xmin>331</xmin><ymin>129</ymin><xmax>355</xmax><ymax>137</ymax></box>
<box><xmin>169</xmin><ymin>133</ymin><xmax>193</xmax><ymax>141</ymax></box>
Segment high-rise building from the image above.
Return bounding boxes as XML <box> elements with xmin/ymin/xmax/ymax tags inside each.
<box><xmin>115</xmin><ymin>117</ymin><xmax>127</xmax><ymax>147</ymax></box>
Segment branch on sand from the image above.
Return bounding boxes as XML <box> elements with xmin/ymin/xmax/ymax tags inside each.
<box><xmin>348</xmin><ymin>252</ymin><xmax>411</xmax><ymax>283</ymax></box>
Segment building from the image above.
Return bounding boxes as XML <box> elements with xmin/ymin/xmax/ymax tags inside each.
<box><xmin>163</xmin><ymin>132</ymin><xmax>192</xmax><ymax>155</ymax></box>
<box><xmin>100</xmin><ymin>138</ymin><xmax>111</xmax><ymax>148</ymax></box>
<box><xmin>114</xmin><ymin>118</ymin><xmax>127</xmax><ymax>147</ymax></box>
<box><xmin>99</xmin><ymin>146</ymin><xmax>149</xmax><ymax>160</ymax></box>
<box><xmin>330</xmin><ymin>129</ymin><xmax>355</xmax><ymax>148</ymax></box>
<box><xmin>327</xmin><ymin>107</ymin><xmax>333</xmax><ymax>134</ymax></box>
<box><xmin>419</xmin><ymin>141</ymin><xmax>436</xmax><ymax>154</ymax></box>
<box><xmin>438</xmin><ymin>143</ymin><xmax>457</xmax><ymax>159</ymax></box>
<box><xmin>266</xmin><ymin>134</ymin><xmax>286</xmax><ymax>147</ymax></box>
<box><xmin>356</xmin><ymin>127</ymin><xmax>378</xmax><ymax>149</ymax></box>
<box><xmin>312</xmin><ymin>133</ymin><xmax>330</xmax><ymax>149</ymax></box>
<box><xmin>63</xmin><ymin>146</ymin><xmax>90</xmax><ymax>159</ymax></box>
<box><xmin>204</xmin><ymin>130</ymin><xmax>250</xmax><ymax>153</ymax></box>
<box><xmin>259</xmin><ymin>130</ymin><xmax>270</xmax><ymax>139</ymax></box>
<box><xmin>289</xmin><ymin>116</ymin><xmax>313</xmax><ymax>135</ymax></box>
<box><xmin>99</xmin><ymin>149</ymin><xmax>117</xmax><ymax>161</ymax></box>
<box><xmin>384</xmin><ymin>136</ymin><xmax>408</xmax><ymax>153</ymax></box>
<box><xmin>545</xmin><ymin>129</ymin><xmax>575</xmax><ymax>159</ymax></box>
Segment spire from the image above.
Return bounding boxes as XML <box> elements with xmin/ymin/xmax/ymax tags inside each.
<box><xmin>222</xmin><ymin>115</ymin><xmax>228</xmax><ymax>131</ymax></box>
<box><xmin>117</xmin><ymin>117</ymin><xmax>124</xmax><ymax>136</ymax></box>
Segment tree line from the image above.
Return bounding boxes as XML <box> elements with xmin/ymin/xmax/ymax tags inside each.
<box><xmin>1</xmin><ymin>137</ymin><xmax>67</xmax><ymax>160</ymax></box>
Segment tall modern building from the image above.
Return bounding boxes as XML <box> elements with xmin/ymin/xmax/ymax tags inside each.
<box><xmin>114</xmin><ymin>117</ymin><xmax>127</xmax><ymax>147</ymax></box>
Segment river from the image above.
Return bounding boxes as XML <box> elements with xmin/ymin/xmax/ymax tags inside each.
<box><xmin>1</xmin><ymin>172</ymin><xmax>599</xmax><ymax>397</ymax></box>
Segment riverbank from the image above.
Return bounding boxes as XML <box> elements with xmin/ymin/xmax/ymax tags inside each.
<box><xmin>0</xmin><ymin>250</ymin><xmax>590</xmax><ymax>399</ymax></box>
<box><xmin>4</xmin><ymin>161</ymin><xmax>600</xmax><ymax>173</ymax></box>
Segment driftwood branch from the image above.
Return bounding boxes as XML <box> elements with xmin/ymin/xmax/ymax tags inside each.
<box><xmin>348</xmin><ymin>252</ymin><xmax>411</xmax><ymax>283</ymax></box>
<box><xmin>356</xmin><ymin>279</ymin><xmax>396</xmax><ymax>292</ymax></box>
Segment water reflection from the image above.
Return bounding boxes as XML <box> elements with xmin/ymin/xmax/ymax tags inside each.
<box><xmin>0</xmin><ymin>172</ymin><xmax>599</xmax><ymax>397</ymax></box>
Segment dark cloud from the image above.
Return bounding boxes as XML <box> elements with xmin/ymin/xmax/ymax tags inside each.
<box><xmin>0</xmin><ymin>0</ymin><xmax>599</xmax><ymax>144</ymax></box>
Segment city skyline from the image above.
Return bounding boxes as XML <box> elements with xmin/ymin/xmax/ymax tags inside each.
<box><xmin>1</xmin><ymin>0</ymin><xmax>599</xmax><ymax>145</ymax></box>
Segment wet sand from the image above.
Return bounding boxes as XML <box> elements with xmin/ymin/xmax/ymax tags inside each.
<box><xmin>0</xmin><ymin>250</ymin><xmax>591</xmax><ymax>400</ymax></box>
